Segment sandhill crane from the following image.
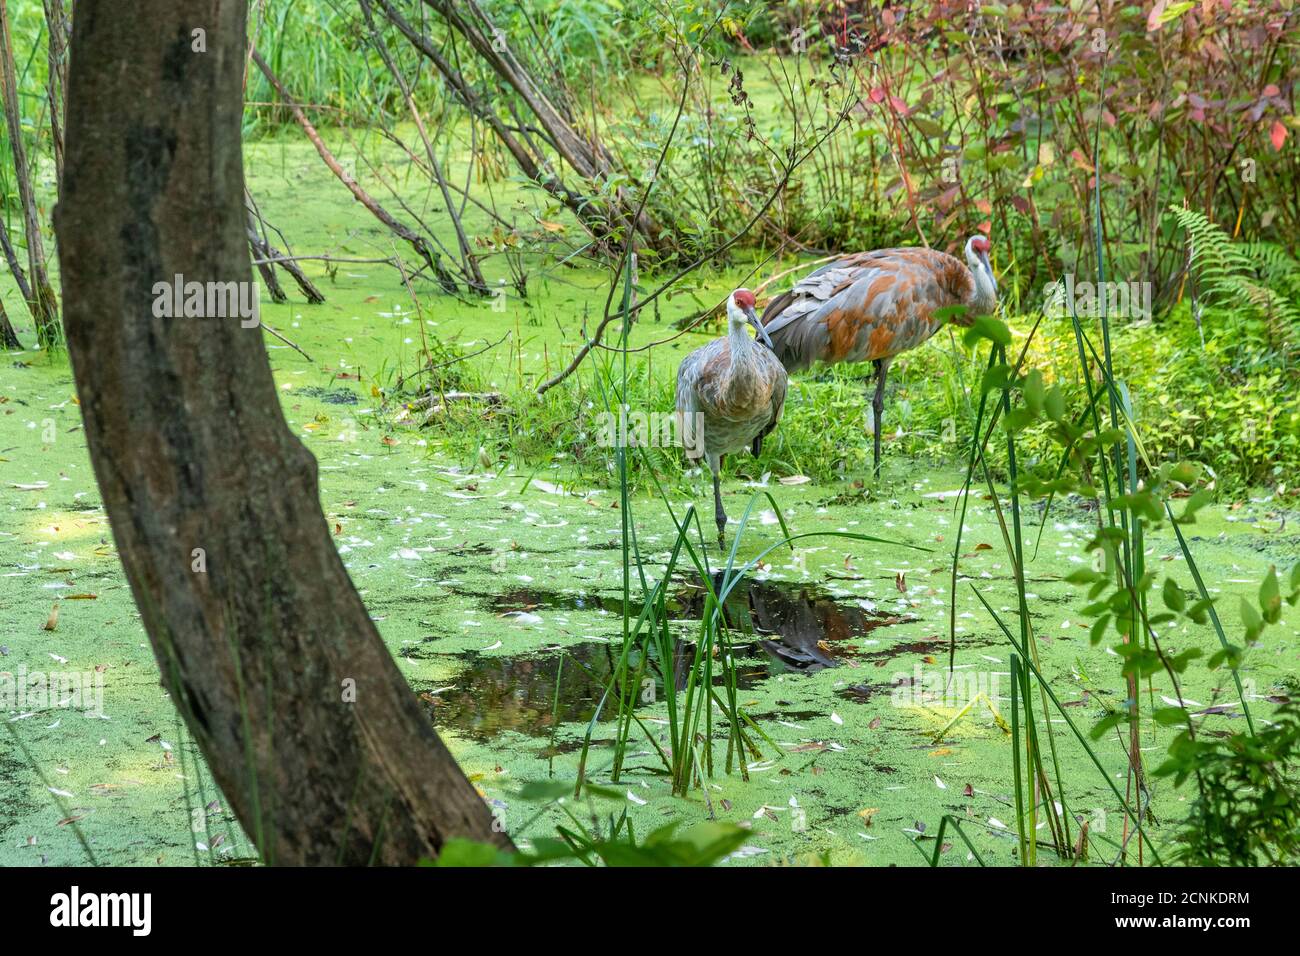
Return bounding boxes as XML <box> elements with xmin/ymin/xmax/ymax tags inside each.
<box><xmin>677</xmin><ymin>289</ymin><xmax>788</xmax><ymax>546</ymax></box>
<box><xmin>761</xmin><ymin>235</ymin><xmax>998</xmax><ymax>476</ymax></box>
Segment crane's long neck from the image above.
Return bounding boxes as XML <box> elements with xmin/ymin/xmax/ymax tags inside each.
<box><xmin>967</xmin><ymin>254</ymin><xmax>998</xmax><ymax>316</ymax></box>
<box><xmin>723</xmin><ymin>318</ymin><xmax>759</xmax><ymax>397</ymax></box>
<box><xmin>728</xmin><ymin>318</ymin><xmax>756</xmax><ymax>364</ymax></box>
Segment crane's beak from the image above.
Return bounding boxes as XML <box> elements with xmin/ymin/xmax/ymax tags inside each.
<box><xmin>747</xmin><ymin>308</ymin><xmax>773</xmax><ymax>349</ymax></box>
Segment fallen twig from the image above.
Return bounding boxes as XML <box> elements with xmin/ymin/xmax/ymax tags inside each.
<box><xmin>261</xmin><ymin>322</ymin><xmax>313</xmax><ymax>363</ymax></box>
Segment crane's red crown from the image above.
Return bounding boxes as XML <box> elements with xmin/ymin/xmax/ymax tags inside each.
<box><xmin>733</xmin><ymin>289</ymin><xmax>756</xmax><ymax>310</ymax></box>
<box><xmin>971</xmin><ymin>236</ymin><xmax>991</xmax><ymax>255</ymax></box>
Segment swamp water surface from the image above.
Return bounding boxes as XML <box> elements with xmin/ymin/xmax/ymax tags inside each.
<box><xmin>424</xmin><ymin>577</ymin><xmax>921</xmax><ymax>742</ymax></box>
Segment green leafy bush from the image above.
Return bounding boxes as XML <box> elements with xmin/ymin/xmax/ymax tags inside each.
<box><xmin>1157</xmin><ymin>700</ymin><xmax>1300</xmax><ymax>866</ymax></box>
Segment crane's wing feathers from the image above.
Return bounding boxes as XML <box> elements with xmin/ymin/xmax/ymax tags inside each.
<box><xmin>761</xmin><ymin>261</ymin><xmax>868</xmax><ymax>337</ymax></box>
<box><xmin>762</xmin><ymin>249</ymin><xmax>974</xmax><ymax>372</ymax></box>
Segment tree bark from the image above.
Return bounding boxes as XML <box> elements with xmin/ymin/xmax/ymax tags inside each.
<box><xmin>56</xmin><ymin>0</ymin><xmax>510</xmax><ymax>865</ymax></box>
<box><xmin>43</xmin><ymin>0</ymin><xmax>69</xmax><ymax>194</ymax></box>
<box><xmin>0</xmin><ymin>296</ymin><xmax>19</xmax><ymax>349</ymax></box>
<box><xmin>0</xmin><ymin>224</ymin><xmax>35</xmax><ymax>307</ymax></box>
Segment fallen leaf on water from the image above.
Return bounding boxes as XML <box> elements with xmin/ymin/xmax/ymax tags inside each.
<box><xmin>787</xmin><ymin>742</ymin><xmax>828</xmax><ymax>753</ymax></box>
<box><xmin>501</xmin><ymin>611</ymin><xmax>543</xmax><ymax>626</ymax></box>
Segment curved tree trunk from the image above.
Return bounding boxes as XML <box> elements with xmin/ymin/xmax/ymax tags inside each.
<box><xmin>55</xmin><ymin>0</ymin><xmax>510</xmax><ymax>865</ymax></box>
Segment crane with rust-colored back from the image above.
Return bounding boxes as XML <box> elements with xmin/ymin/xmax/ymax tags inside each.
<box><xmin>676</xmin><ymin>289</ymin><xmax>787</xmax><ymax>546</ymax></box>
<box><xmin>761</xmin><ymin>235</ymin><xmax>998</xmax><ymax>476</ymax></box>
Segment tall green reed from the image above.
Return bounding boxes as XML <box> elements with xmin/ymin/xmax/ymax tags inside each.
<box><xmin>939</xmin><ymin>58</ymin><xmax>1279</xmax><ymax>867</ymax></box>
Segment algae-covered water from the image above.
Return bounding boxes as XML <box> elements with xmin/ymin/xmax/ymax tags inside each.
<box><xmin>2</xmin><ymin>135</ymin><xmax>1298</xmax><ymax>867</ymax></box>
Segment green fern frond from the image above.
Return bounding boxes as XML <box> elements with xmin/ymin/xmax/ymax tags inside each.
<box><xmin>1244</xmin><ymin>241</ymin><xmax>1299</xmax><ymax>281</ymax></box>
<box><xmin>1166</xmin><ymin>206</ymin><xmax>1300</xmax><ymax>329</ymax></box>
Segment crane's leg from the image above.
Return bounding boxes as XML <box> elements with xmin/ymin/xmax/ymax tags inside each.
<box><xmin>710</xmin><ymin>453</ymin><xmax>726</xmax><ymax>547</ymax></box>
<box><xmin>871</xmin><ymin>358</ymin><xmax>890</xmax><ymax>479</ymax></box>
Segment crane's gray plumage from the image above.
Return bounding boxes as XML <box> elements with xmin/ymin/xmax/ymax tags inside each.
<box><xmin>676</xmin><ymin>289</ymin><xmax>787</xmax><ymax>544</ymax></box>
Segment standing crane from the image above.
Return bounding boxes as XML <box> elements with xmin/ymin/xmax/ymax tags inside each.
<box><xmin>761</xmin><ymin>235</ymin><xmax>998</xmax><ymax>476</ymax></box>
<box><xmin>677</xmin><ymin>289</ymin><xmax>788</xmax><ymax>546</ymax></box>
